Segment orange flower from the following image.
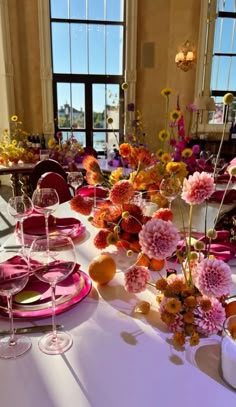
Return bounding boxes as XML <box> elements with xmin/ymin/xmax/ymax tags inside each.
<box><xmin>165</xmin><ymin>298</ymin><xmax>182</xmax><ymax>314</ymax></box>
<box><xmin>83</xmin><ymin>155</ymin><xmax>101</xmax><ymax>172</ymax></box>
<box><xmin>173</xmin><ymin>331</ymin><xmax>186</xmax><ymax>347</ymax></box>
<box><xmin>189</xmin><ymin>332</ymin><xmax>200</xmax><ymax>346</ymax></box>
<box><xmin>119</xmin><ymin>143</ymin><xmax>132</xmax><ymax>158</ymax></box>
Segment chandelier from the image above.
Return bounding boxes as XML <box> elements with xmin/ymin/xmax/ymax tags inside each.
<box><xmin>175</xmin><ymin>41</ymin><xmax>196</xmax><ymax>72</ymax></box>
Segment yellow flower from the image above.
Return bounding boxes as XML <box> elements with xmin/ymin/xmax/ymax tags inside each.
<box><xmin>121</xmin><ymin>82</ymin><xmax>128</xmax><ymax>91</ymax></box>
<box><xmin>165</xmin><ymin>298</ymin><xmax>181</xmax><ymax>314</ymax></box>
<box><xmin>166</xmin><ymin>162</ymin><xmax>181</xmax><ymax>174</ymax></box>
<box><xmin>169</xmin><ymin>110</ymin><xmax>181</xmax><ymax>122</ymax></box>
<box><xmin>158</xmin><ymin>129</ymin><xmax>170</xmax><ymax>141</ymax></box>
<box><xmin>160</xmin><ymin>87</ymin><xmax>173</xmax><ymax>97</ymax></box>
<box><xmin>48</xmin><ymin>138</ymin><xmax>57</xmax><ymax>148</ymax></box>
<box><xmin>156</xmin><ymin>148</ymin><xmax>165</xmax><ymax>159</ymax></box>
<box><xmin>181</xmin><ymin>148</ymin><xmax>193</xmax><ymax>158</ymax></box>
<box><xmin>161</xmin><ymin>153</ymin><xmax>172</xmax><ymax>163</ymax></box>
<box><xmin>107</xmin><ymin>117</ymin><xmax>113</xmax><ymax>124</ymax></box>
<box><xmin>228</xmin><ymin>165</ymin><xmax>236</xmax><ymax>176</ymax></box>
<box><xmin>10</xmin><ymin>115</ymin><xmax>18</xmax><ymax>122</ymax></box>
<box><xmin>223</xmin><ymin>93</ymin><xmax>234</xmax><ymax>105</ymax></box>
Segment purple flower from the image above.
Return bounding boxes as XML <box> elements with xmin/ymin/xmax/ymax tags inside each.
<box><xmin>194</xmin><ymin>297</ymin><xmax>226</xmax><ymax>336</ymax></box>
<box><xmin>124</xmin><ymin>265</ymin><xmax>150</xmax><ymax>293</ymax></box>
<box><xmin>127</xmin><ymin>103</ymin><xmax>135</xmax><ymax>112</ymax></box>
<box><xmin>193</xmin><ymin>258</ymin><xmax>232</xmax><ymax>297</ymax></box>
<box><xmin>139</xmin><ymin>218</ymin><xmax>180</xmax><ymax>260</ymax></box>
<box><xmin>191</xmin><ymin>144</ymin><xmax>200</xmax><ymax>155</ymax></box>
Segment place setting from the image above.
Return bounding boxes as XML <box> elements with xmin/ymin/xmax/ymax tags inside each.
<box><xmin>0</xmin><ymin>187</ymin><xmax>92</xmax><ymax>358</ymax></box>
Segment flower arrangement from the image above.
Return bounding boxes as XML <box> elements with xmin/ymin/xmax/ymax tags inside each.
<box><xmin>47</xmin><ymin>133</ymin><xmax>85</xmax><ymax>166</ymax></box>
<box><xmin>0</xmin><ymin>115</ymin><xmax>37</xmax><ymax>166</ymax></box>
<box><xmin>70</xmin><ymin>89</ymin><xmax>236</xmax><ymax>348</ymax></box>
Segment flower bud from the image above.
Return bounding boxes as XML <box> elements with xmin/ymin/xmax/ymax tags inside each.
<box><xmin>207</xmin><ymin>229</ymin><xmax>217</xmax><ymax>239</ymax></box>
<box><xmin>223</xmin><ymin>93</ymin><xmax>234</xmax><ymax>105</ymax></box>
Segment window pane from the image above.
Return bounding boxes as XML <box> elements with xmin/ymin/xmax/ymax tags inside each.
<box><xmin>93</xmin><ymin>131</ymin><xmax>106</xmax><ymax>154</ymax></box>
<box><xmin>106</xmin><ymin>25</ymin><xmax>123</xmax><ymax>75</ymax></box>
<box><xmin>93</xmin><ymin>84</ymin><xmax>106</xmax><ymax>128</ymax></box>
<box><xmin>218</xmin><ymin>0</ymin><xmax>236</xmax><ymax>12</ymax></box>
<box><xmin>57</xmin><ymin>83</ymin><xmax>71</xmax><ymax>128</ymax></box>
<box><xmin>52</xmin><ymin>23</ymin><xmax>71</xmax><ymax>73</ymax></box>
<box><xmin>106</xmin><ymin>0</ymin><xmax>124</xmax><ymax>21</ymax></box>
<box><xmin>72</xmin><ymin>132</ymin><xmax>86</xmax><ymax>146</ymax></box>
<box><xmin>71</xmin><ymin>83</ymin><xmax>85</xmax><ymax>129</ymax></box>
<box><xmin>211</xmin><ymin>56</ymin><xmax>232</xmax><ymax>90</ymax></box>
<box><xmin>88</xmin><ymin>0</ymin><xmax>105</xmax><ymax>20</ymax></box>
<box><xmin>107</xmin><ymin>84</ymin><xmax>120</xmax><ymax>129</ymax></box>
<box><xmin>70</xmin><ymin>0</ymin><xmax>86</xmax><ymax>19</ymax></box>
<box><xmin>89</xmin><ymin>25</ymin><xmax>105</xmax><ymax>74</ymax></box>
<box><xmin>71</xmin><ymin>24</ymin><xmax>88</xmax><ymax>73</ymax></box>
<box><xmin>214</xmin><ymin>18</ymin><xmax>236</xmax><ymax>53</ymax></box>
<box><xmin>229</xmin><ymin>57</ymin><xmax>236</xmax><ymax>88</ymax></box>
<box><xmin>50</xmin><ymin>0</ymin><xmax>68</xmax><ymax>18</ymax></box>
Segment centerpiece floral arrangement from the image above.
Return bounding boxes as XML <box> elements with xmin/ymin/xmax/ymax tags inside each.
<box><xmin>70</xmin><ymin>87</ymin><xmax>236</xmax><ymax>348</ymax></box>
<box><xmin>47</xmin><ymin>132</ymin><xmax>85</xmax><ymax>166</ymax></box>
<box><xmin>0</xmin><ymin>115</ymin><xmax>37</xmax><ymax>165</ymax></box>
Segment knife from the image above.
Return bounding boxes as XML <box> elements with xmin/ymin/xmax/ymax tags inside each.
<box><xmin>0</xmin><ymin>324</ymin><xmax>64</xmax><ymax>335</ymax></box>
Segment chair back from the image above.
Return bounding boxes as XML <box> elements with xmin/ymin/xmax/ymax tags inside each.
<box><xmin>36</xmin><ymin>172</ymin><xmax>72</xmax><ymax>203</ymax></box>
<box><xmin>30</xmin><ymin>159</ymin><xmax>67</xmax><ymax>192</ymax></box>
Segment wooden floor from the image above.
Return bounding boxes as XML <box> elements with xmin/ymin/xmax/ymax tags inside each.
<box><xmin>0</xmin><ymin>184</ymin><xmax>15</xmax><ymax>246</ymax></box>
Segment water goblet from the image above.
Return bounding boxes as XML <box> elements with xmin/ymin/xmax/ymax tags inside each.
<box><xmin>159</xmin><ymin>177</ymin><xmax>182</xmax><ymax>209</ymax></box>
<box><xmin>0</xmin><ymin>252</ymin><xmax>31</xmax><ymax>359</ymax></box>
<box><xmin>29</xmin><ymin>234</ymin><xmax>76</xmax><ymax>355</ymax></box>
<box><xmin>7</xmin><ymin>195</ymin><xmax>33</xmax><ymax>259</ymax></box>
<box><xmin>67</xmin><ymin>171</ymin><xmax>84</xmax><ymax>195</ymax></box>
<box><xmin>32</xmin><ymin>187</ymin><xmax>59</xmax><ymax>250</ymax></box>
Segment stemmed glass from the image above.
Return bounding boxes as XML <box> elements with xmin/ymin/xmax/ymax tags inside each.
<box><xmin>67</xmin><ymin>171</ymin><xmax>84</xmax><ymax>195</ymax></box>
<box><xmin>7</xmin><ymin>195</ymin><xmax>33</xmax><ymax>258</ymax></box>
<box><xmin>0</xmin><ymin>252</ymin><xmax>31</xmax><ymax>358</ymax></box>
<box><xmin>29</xmin><ymin>234</ymin><xmax>76</xmax><ymax>355</ymax></box>
<box><xmin>159</xmin><ymin>177</ymin><xmax>182</xmax><ymax>209</ymax></box>
<box><xmin>32</xmin><ymin>188</ymin><xmax>59</xmax><ymax>250</ymax></box>
<box><xmin>211</xmin><ymin>156</ymin><xmax>227</xmax><ymax>180</ymax></box>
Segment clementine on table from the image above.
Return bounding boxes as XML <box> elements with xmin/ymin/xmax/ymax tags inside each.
<box><xmin>149</xmin><ymin>258</ymin><xmax>165</xmax><ymax>272</ymax></box>
<box><xmin>136</xmin><ymin>253</ymin><xmax>150</xmax><ymax>267</ymax></box>
<box><xmin>88</xmin><ymin>254</ymin><xmax>116</xmax><ymax>285</ymax></box>
<box><xmin>225</xmin><ymin>300</ymin><xmax>236</xmax><ymax>318</ymax></box>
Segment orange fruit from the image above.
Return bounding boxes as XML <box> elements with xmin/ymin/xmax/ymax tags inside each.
<box><xmin>225</xmin><ymin>300</ymin><xmax>236</xmax><ymax>318</ymax></box>
<box><xmin>150</xmin><ymin>258</ymin><xmax>165</xmax><ymax>272</ymax></box>
<box><xmin>136</xmin><ymin>253</ymin><xmax>150</xmax><ymax>267</ymax></box>
<box><xmin>88</xmin><ymin>254</ymin><xmax>116</xmax><ymax>285</ymax></box>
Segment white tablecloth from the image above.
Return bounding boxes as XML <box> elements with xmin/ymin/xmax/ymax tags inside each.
<box><xmin>0</xmin><ymin>201</ymin><xmax>236</xmax><ymax>407</ymax></box>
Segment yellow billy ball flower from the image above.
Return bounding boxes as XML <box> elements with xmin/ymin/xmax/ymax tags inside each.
<box><xmin>228</xmin><ymin>165</ymin><xmax>236</xmax><ymax>176</ymax></box>
<box><xmin>113</xmin><ymin>225</ymin><xmax>120</xmax><ymax>234</ymax></box>
<box><xmin>121</xmin><ymin>82</ymin><xmax>128</xmax><ymax>90</ymax></box>
<box><xmin>223</xmin><ymin>93</ymin><xmax>234</xmax><ymax>105</ymax></box>
<box><xmin>122</xmin><ymin>211</ymin><xmax>130</xmax><ymax>219</ymax></box>
<box><xmin>207</xmin><ymin>229</ymin><xmax>217</xmax><ymax>239</ymax></box>
<box><xmin>126</xmin><ymin>250</ymin><xmax>133</xmax><ymax>257</ymax></box>
<box><xmin>194</xmin><ymin>240</ymin><xmax>205</xmax><ymax>251</ymax></box>
<box><xmin>107</xmin><ymin>117</ymin><xmax>113</xmax><ymax>124</ymax></box>
<box><xmin>10</xmin><ymin>115</ymin><xmax>18</xmax><ymax>122</ymax></box>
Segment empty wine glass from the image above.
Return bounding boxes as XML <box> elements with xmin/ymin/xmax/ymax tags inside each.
<box><xmin>159</xmin><ymin>177</ymin><xmax>182</xmax><ymax>209</ymax></box>
<box><xmin>7</xmin><ymin>195</ymin><xmax>33</xmax><ymax>259</ymax></box>
<box><xmin>29</xmin><ymin>234</ymin><xmax>76</xmax><ymax>355</ymax></box>
<box><xmin>0</xmin><ymin>252</ymin><xmax>31</xmax><ymax>358</ymax></box>
<box><xmin>67</xmin><ymin>171</ymin><xmax>84</xmax><ymax>195</ymax></box>
<box><xmin>211</xmin><ymin>156</ymin><xmax>227</xmax><ymax>180</ymax></box>
<box><xmin>32</xmin><ymin>188</ymin><xmax>59</xmax><ymax>250</ymax></box>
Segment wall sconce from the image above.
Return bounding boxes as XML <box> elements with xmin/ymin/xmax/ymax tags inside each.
<box><xmin>175</xmin><ymin>41</ymin><xmax>196</xmax><ymax>72</ymax></box>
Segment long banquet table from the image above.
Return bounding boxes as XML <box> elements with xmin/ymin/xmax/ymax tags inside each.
<box><xmin>0</xmin><ymin>201</ymin><xmax>236</xmax><ymax>407</ymax></box>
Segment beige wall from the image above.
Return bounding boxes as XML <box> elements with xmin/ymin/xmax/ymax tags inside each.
<box><xmin>7</xmin><ymin>0</ymin><xmax>201</xmax><ymax>152</ymax></box>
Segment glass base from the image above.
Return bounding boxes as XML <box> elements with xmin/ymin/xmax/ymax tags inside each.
<box><xmin>38</xmin><ymin>331</ymin><xmax>73</xmax><ymax>355</ymax></box>
<box><xmin>0</xmin><ymin>335</ymin><xmax>31</xmax><ymax>359</ymax></box>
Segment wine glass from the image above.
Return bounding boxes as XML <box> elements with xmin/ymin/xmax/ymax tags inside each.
<box><xmin>32</xmin><ymin>188</ymin><xmax>59</xmax><ymax>250</ymax></box>
<box><xmin>211</xmin><ymin>155</ymin><xmax>227</xmax><ymax>180</ymax></box>
<box><xmin>67</xmin><ymin>171</ymin><xmax>84</xmax><ymax>195</ymax></box>
<box><xmin>0</xmin><ymin>252</ymin><xmax>31</xmax><ymax>359</ymax></box>
<box><xmin>7</xmin><ymin>195</ymin><xmax>33</xmax><ymax>259</ymax></box>
<box><xmin>29</xmin><ymin>234</ymin><xmax>76</xmax><ymax>355</ymax></box>
<box><xmin>159</xmin><ymin>177</ymin><xmax>182</xmax><ymax>209</ymax></box>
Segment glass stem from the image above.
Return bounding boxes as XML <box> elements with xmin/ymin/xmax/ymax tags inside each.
<box><xmin>45</xmin><ymin>213</ymin><xmax>50</xmax><ymax>253</ymax></box>
<box><xmin>51</xmin><ymin>284</ymin><xmax>57</xmax><ymax>340</ymax></box>
<box><xmin>20</xmin><ymin>219</ymin><xmax>26</xmax><ymax>258</ymax></box>
<box><xmin>7</xmin><ymin>295</ymin><xmax>16</xmax><ymax>346</ymax></box>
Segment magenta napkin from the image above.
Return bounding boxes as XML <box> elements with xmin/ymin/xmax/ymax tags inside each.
<box><xmin>209</xmin><ymin>189</ymin><xmax>236</xmax><ymax>204</ymax></box>
<box><xmin>76</xmin><ymin>185</ymin><xmax>109</xmax><ymax>198</ymax></box>
<box><xmin>16</xmin><ymin>213</ymin><xmax>82</xmax><ymax>236</ymax></box>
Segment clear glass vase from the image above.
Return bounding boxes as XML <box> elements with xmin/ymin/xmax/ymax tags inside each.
<box><xmin>220</xmin><ymin>314</ymin><xmax>236</xmax><ymax>389</ymax></box>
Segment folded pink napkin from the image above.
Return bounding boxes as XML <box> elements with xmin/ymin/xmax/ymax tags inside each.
<box><xmin>209</xmin><ymin>189</ymin><xmax>236</xmax><ymax>204</ymax></box>
<box><xmin>76</xmin><ymin>185</ymin><xmax>109</xmax><ymax>198</ymax></box>
<box><xmin>216</xmin><ymin>173</ymin><xmax>236</xmax><ymax>184</ymax></box>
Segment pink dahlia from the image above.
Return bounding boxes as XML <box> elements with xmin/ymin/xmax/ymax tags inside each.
<box><xmin>124</xmin><ymin>265</ymin><xmax>150</xmax><ymax>293</ymax></box>
<box><xmin>181</xmin><ymin>171</ymin><xmax>215</xmax><ymax>205</ymax></box>
<box><xmin>193</xmin><ymin>258</ymin><xmax>232</xmax><ymax>297</ymax></box>
<box><xmin>109</xmin><ymin>180</ymin><xmax>135</xmax><ymax>205</ymax></box>
<box><xmin>194</xmin><ymin>297</ymin><xmax>226</xmax><ymax>335</ymax></box>
<box><xmin>139</xmin><ymin>218</ymin><xmax>180</xmax><ymax>260</ymax></box>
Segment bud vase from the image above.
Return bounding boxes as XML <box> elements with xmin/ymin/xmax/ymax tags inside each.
<box><xmin>220</xmin><ymin>314</ymin><xmax>236</xmax><ymax>389</ymax></box>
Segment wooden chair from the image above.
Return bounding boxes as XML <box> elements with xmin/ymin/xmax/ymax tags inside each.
<box><xmin>29</xmin><ymin>159</ymin><xmax>68</xmax><ymax>192</ymax></box>
<box><xmin>36</xmin><ymin>172</ymin><xmax>72</xmax><ymax>203</ymax></box>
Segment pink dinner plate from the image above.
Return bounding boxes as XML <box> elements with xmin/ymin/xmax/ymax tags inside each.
<box><xmin>0</xmin><ymin>265</ymin><xmax>92</xmax><ymax>319</ymax></box>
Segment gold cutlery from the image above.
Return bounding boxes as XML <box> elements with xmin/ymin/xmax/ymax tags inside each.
<box><xmin>0</xmin><ymin>324</ymin><xmax>64</xmax><ymax>335</ymax></box>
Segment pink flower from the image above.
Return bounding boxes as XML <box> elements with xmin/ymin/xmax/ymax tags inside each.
<box><xmin>109</xmin><ymin>180</ymin><xmax>135</xmax><ymax>205</ymax></box>
<box><xmin>124</xmin><ymin>265</ymin><xmax>150</xmax><ymax>293</ymax></box>
<box><xmin>193</xmin><ymin>258</ymin><xmax>232</xmax><ymax>297</ymax></box>
<box><xmin>139</xmin><ymin>218</ymin><xmax>180</xmax><ymax>260</ymax></box>
<box><xmin>194</xmin><ymin>297</ymin><xmax>226</xmax><ymax>335</ymax></box>
<box><xmin>181</xmin><ymin>171</ymin><xmax>215</xmax><ymax>205</ymax></box>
